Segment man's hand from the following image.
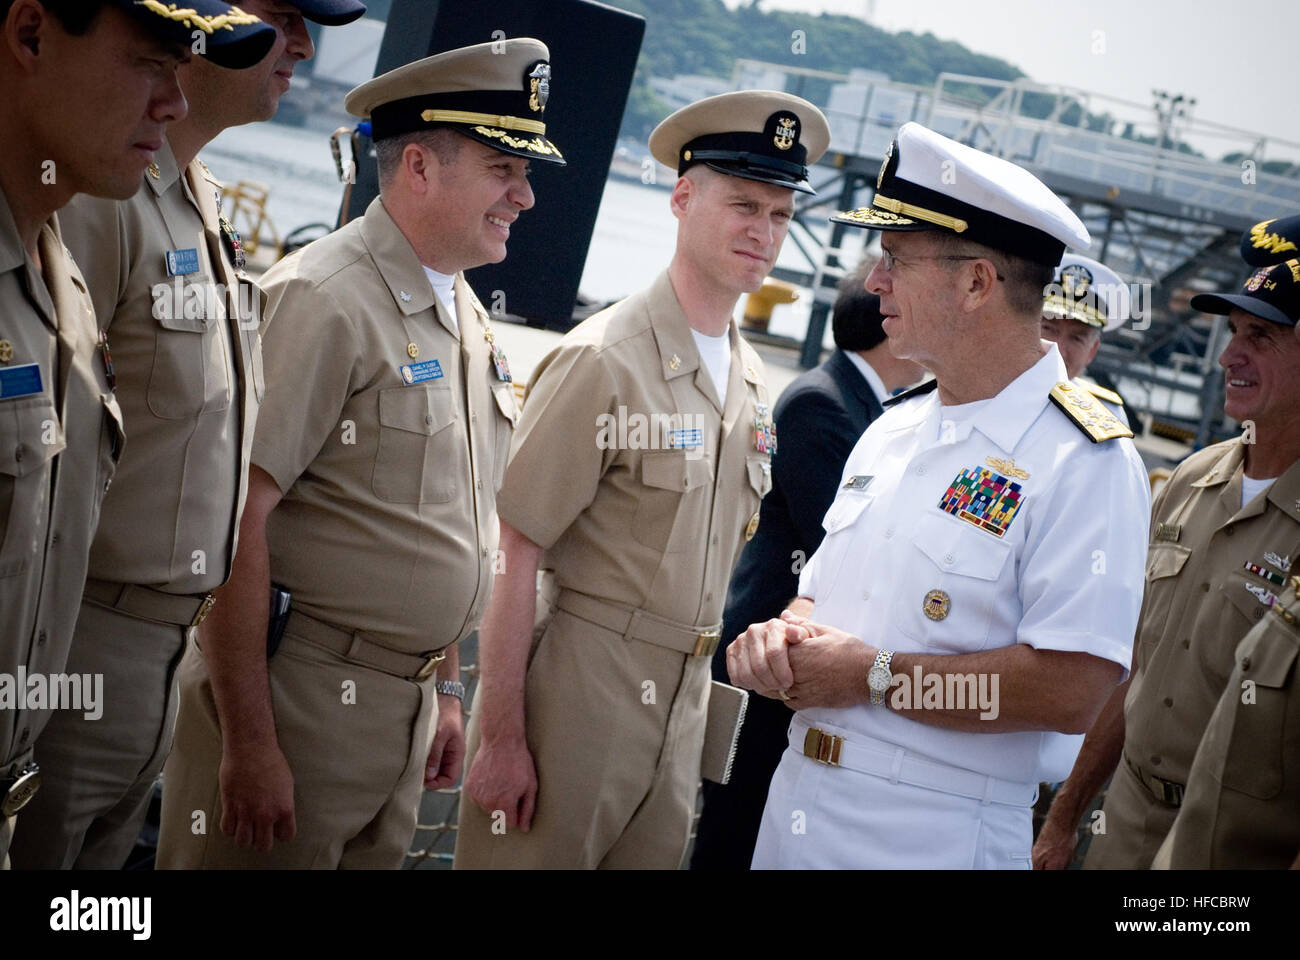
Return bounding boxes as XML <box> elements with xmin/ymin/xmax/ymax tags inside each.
<box><xmin>218</xmin><ymin>743</ymin><xmax>296</xmax><ymax>853</ymax></box>
<box><xmin>1031</xmin><ymin>813</ymin><xmax>1079</xmax><ymax>870</ymax></box>
<box><xmin>726</xmin><ymin>610</ymin><xmax>811</xmax><ymax>700</ymax></box>
<box><xmin>424</xmin><ymin>695</ymin><xmax>465</xmax><ymax>790</ymax></box>
<box><xmin>784</xmin><ymin>621</ymin><xmax>874</xmax><ymax>709</ymax></box>
<box><xmin>463</xmin><ymin>735</ymin><xmax>538</xmax><ymax>832</ymax></box>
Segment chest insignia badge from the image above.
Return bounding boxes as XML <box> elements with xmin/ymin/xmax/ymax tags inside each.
<box><xmin>923</xmin><ymin>589</ymin><xmax>950</xmax><ymax>621</ymax></box>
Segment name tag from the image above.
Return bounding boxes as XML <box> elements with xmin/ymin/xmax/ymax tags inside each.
<box><xmin>0</xmin><ymin>363</ymin><xmax>43</xmax><ymax>400</ymax></box>
<box><xmin>667</xmin><ymin>428</ymin><xmax>703</xmax><ymax>449</ymax></box>
<box><xmin>400</xmin><ymin>359</ymin><xmax>443</xmax><ymax>385</ymax></box>
<box><xmin>165</xmin><ymin>248</ymin><xmax>201</xmax><ymax>276</ymax></box>
<box><xmin>843</xmin><ymin>474</ymin><xmax>873</xmax><ymax>491</ymax></box>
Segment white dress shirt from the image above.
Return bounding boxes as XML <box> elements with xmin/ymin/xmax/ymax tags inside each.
<box><xmin>795</xmin><ymin>343</ymin><xmax>1151</xmax><ymax>784</ymax></box>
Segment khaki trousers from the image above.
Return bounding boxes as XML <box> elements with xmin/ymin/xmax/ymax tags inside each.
<box><xmin>156</xmin><ymin>628</ymin><xmax>438</xmax><ymax>869</ymax></box>
<box><xmin>1082</xmin><ymin>755</ymin><xmax>1177</xmax><ymax>870</ymax></box>
<box><xmin>453</xmin><ymin>607</ymin><xmax>711</xmax><ymax>870</ymax></box>
<box><xmin>10</xmin><ymin>600</ymin><xmax>187</xmax><ymax>869</ymax></box>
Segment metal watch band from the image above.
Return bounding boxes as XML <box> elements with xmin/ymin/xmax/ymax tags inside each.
<box><xmin>869</xmin><ymin>649</ymin><xmax>895</xmax><ymax>706</ymax></box>
<box><xmin>435</xmin><ymin>680</ymin><xmax>465</xmax><ymax>701</ymax></box>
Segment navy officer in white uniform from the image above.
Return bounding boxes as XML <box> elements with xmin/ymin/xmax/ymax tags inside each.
<box><xmin>1041</xmin><ymin>252</ymin><xmax>1132</xmax><ymax>427</ymax></box>
<box><xmin>727</xmin><ymin>122</ymin><xmax>1151</xmax><ymax>869</ymax></box>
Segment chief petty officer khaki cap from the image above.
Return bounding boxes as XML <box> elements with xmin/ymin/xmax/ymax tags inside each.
<box><xmin>648</xmin><ymin>90</ymin><xmax>831</xmax><ymax>195</ymax></box>
<box><xmin>345</xmin><ymin>38</ymin><xmax>565</xmax><ymax>165</ymax></box>
<box><xmin>104</xmin><ymin>0</ymin><xmax>276</xmax><ymax>68</ymax></box>
<box><xmin>832</xmin><ymin>121</ymin><xmax>1091</xmax><ymax>265</ymax></box>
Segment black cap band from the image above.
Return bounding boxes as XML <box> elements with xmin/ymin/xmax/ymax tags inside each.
<box><xmin>370</xmin><ymin>89</ymin><xmax>541</xmax><ymax>142</ymax></box>
<box><xmin>679</xmin><ymin>130</ymin><xmax>808</xmax><ymax>179</ymax></box>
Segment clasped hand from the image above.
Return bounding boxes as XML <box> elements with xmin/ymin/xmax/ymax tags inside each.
<box><xmin>724</xmin><ymin>610</ymin><xmax>874</xmax><ymax>710</ymax></box>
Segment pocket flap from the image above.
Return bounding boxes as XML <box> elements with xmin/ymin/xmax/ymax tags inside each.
<box><xmin>912</xmin><ymin>511</ymin><xmax>1010</xmax><ymax>582</ymax></box>
<box><xmin>822</xmin><ymin>491</ymin><xmax>872</xmax><ymax>534</ymax></box>
<box><xmin>641</xmin><ymin>449</ymin><xmax>710</xmax><ymax>491</ymax></box>
<box><xmin>378</xmin><ymin>384</ymin><xmax>456</xmax><ymax>437</ymax></box>
<box><xmin>746</xmin><ymin>456</ymin><xmax>772</xmax><ymax>497</ymax></box>
<box><xmin>492</xmin><ymin>382</ymin><xmax>518</xmax><ymax>424</ymax></box>
<box><xmin>1146</xmin><ymin>543</ymin><xmax>1191</xmax><ymax>581</ymax></box>
<box><xmin>155</xmin><ymin>282</ymin><xmax>218</xmax><ymax>331</ymax></box>
<box><xmin>1237</xmin><ymin>628</ymin><xmax>1300</xmax><ymax>688</ymax></box>
<box><xmin>0</xmin><ymin>396</ymin><xmax>65</xmax><ymax>478</ymax></box>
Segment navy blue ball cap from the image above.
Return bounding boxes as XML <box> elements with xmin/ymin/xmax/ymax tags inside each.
<box><xmin>288</xmin><ymin>0</ymin><xmax>367</xmax><ymax>26</ymax></box>
<box><xmin>1190</xmin><ymin>259</ymin><xmax>1300</xmax><ymax>328</ymax></box>
<box><xmin>111</xmin><ymin>1</ymin><xmax>275</xmax><ymax>69</ymax></box>
<box><xmin>1241</xmin><ymin>215</ymin><xmax>1300</xmax><ymax>267</ymax></box>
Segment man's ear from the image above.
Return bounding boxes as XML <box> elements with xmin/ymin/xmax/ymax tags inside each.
<box><xmin>669</xmin><ymin>174</ymin><xmax>694</xmax><ymax>222</ymax></box>
<box><xmin>959</xmin><ymin>258</ymin><xmax>1000</xmax><ymax>312</ymax></box>
<box><xmin>6</xmin><ymin>0</ymin><xmax>49</xmax><ymax>72</ymax></box>
<box><xmin>403</xmin><ymin>142</ymin><xmax>433</xmax><ymax>196</ymax></box>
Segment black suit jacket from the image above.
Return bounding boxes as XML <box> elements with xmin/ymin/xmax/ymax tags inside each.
<box><xmin>692</xmin><ymin>349</ymin><xmax>885</xmax><ymax>869</ymax></box>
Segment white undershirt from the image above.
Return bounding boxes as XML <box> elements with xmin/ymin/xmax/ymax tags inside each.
<box><xmin>691</xmin><ymin>327</ymin><xmax>731</xmax><ymax>407</ymax></box>
<box><xmin>422</xmin><ymin>265</ymin><xmax>457</xmax><ymax>334</ymax></box>
<box><xmin>1242</xmin><ymin>474</ymin><xmax>1276</xmax><ymax>509</ymax></box>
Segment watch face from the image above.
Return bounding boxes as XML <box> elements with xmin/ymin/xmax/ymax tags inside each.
<box><xmin>868</xmin><ymin>664</ymin><xmax>892</xmax><ymax>692</ymax></box>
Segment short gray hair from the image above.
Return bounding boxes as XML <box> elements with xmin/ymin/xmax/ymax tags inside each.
<box><xmin>931</xmin><ymin>233</ymin><xmax>1055</xmax><ymax>318</ymax></box>
<box><xmin>375</xmin><ymin>128</ymin><xmax>464</xmax><ymax>191</ymax></box>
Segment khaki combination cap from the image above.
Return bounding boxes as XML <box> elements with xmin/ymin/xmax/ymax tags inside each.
<box><xmin>649</xmin><ymin>90</ymin><xmax>830</xmax><ymax>195</ymax></box>
<box><xmin>345</xmin><ymin>38</ymin><xmax>564</xmax><ymax>164</ymax></box>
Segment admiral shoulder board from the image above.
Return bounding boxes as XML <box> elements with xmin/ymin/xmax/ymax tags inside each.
<box><xmin>1050</xmin><ymin>380</ymin><xmax>1132</xmax><ymax>443</ymax></box>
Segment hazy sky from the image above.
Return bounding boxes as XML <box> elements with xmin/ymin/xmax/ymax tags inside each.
<box><xmin>722</xmin><ymin>0</ymin><xmax>1300</xmax><ymax>160</ymax></box>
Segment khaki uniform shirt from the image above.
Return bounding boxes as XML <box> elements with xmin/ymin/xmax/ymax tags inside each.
<box><xmin>58</xmin><ymin>143</ymin><xmax>260</xmax><ymax>594</ymax></box>
<box><xmin>1159</xmin><ymin>576</ymin><xmax>1300</xmax><ymax>868</ymax></box>
<box><xmin>0</xmin><ymin>191</ymin><xmax>122</xmax><ymax>765</ymax></box>
<box><xmin>1124</xmin><ymin>439</ymin><xmax>1300</xmax><ymax>793</ymax></box>
<box><xmin>498</xmin><ymin>270</ymin><xmax>773</xmax><ymax>628</ymax></box>
<box><xmin>253</xmin><ymin>196</ymin><xmax>515</xmax><ymax>653</ymax></box>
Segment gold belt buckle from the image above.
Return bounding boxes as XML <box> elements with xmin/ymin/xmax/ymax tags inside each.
<box><xmin>191</xmin><ymin>593</ymin><xmax>216</xmax><ymax>628</ymax></box>
<box><xmin>693</xmin><ymin>629</ymin><xmax>721</xmax><ymax>657</ymax></box>
<box><xmin>802</xmin><ymin>728</ymin><xmax>844</xmax><ymax>767</ymax></box>
<box><xmin>1</xmin><ymin>763</ymin><xmax>42</xmax><ymax>817</ymax></box>
<box><xmin>415</xmin><ymin>650</ymin><xmax>446</xmax><ymax>681</ymax></box>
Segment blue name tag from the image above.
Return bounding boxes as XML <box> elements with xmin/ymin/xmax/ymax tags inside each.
<box><xmin>165</xmin><ymin>248</ymin><xmax>201</xmax><ymax>276</ymax></box>
<box><xmin>667</xmin><ymin>428</ymin><xmax>703</xmax><ymax>449</ymax></box>
<box><xmin>399</xmin><ymin>359</ymin><xmax>443</xmax><ymax>385</ymax></box>
<box><xmin>0</xmin><ymin>363</ymin><xmax>44</xmax><ymax>400</ymax></box>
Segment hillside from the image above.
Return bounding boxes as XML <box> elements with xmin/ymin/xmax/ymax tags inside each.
<box><xmin>607</xmin><ymin>0</ymin><xmax>1026</xmax><ymax>138</ymax></box>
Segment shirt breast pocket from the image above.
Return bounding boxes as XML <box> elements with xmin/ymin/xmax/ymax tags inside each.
<box><xmin>813</xmin><ymin>491</ymin><xmax>874</xmax><ymax>600</ymax></box>
<box><xmin>373</xmin><ymin>384</ymin><xmax>464</xmax><ymax>504</ymax></box>
<box><xmin>0</xmin><ymin>396</ymin><xmax>65</xmax><ymax>578</ymax></box>
<box><xmin>148</xmin><ymin>293</ymin><xmax>232</xmax><ymax>419</ymax></box>
<box><xmin>896</xmin><ymin>512</ymin><xmax>1010</xmax><ymax>653</ymax></box>
<box><xmin>1217</xmin><ymin>630</ymin><xmax>1298</xmax><ymax>799</ymax></box>
<box><xmin>632</xmin><ymin>448</ymin><xmax>713</xmax><ymax>554</ymax></box>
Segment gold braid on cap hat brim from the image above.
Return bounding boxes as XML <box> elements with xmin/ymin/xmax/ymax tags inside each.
<box><xmin>872</xmin><ymin>194</ymin><xmax>969</xmax><ymax>233</ymax></box>
<box><xmin>1042</xmin><ymin>295</ymin><xmax>1106</xmax><ymax>328</ymax></box>
<box><xmin>138</xmin><ymin>2</ymin><xmax>262</xmax><ymax>33</ymax></box>
<box><xmin>421</xmin><ymin>110</ymin><xmax>546</xmax><ymax>135</ymax></box>
<box><xmin>471</xmin><ymin>127</ymin><xmax>562</xmax><ymax>158</ymax></box>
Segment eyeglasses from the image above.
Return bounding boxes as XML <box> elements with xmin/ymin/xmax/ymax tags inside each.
<box><xmin>879</xmin><ymin>249</ymin><xmax>1005</xmax><ymax>281</ymax></box>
